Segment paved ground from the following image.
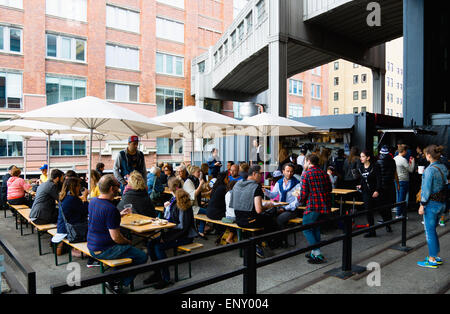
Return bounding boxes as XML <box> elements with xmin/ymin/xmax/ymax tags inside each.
<box><xmin>0</xmin><ymin>207</ymin><xmax>448</xmax><ymax>294</ymax></box>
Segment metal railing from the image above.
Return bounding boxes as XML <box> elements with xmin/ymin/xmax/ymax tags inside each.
<box><xmin>0</xmin><ymin>237</ymin><xmax>36</xmax><ymax>294</ymax></box>
<box><xmin>50</xmin><ymin>201</ymin><xmax>407</xmax><ymax>294</ymax></box>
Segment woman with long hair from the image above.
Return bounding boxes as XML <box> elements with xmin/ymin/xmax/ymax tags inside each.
<box><xmin>117</xmin><ymin>170</ymin><xmax>156</xmax><ymax>218</ymax></box>
<box><xmin>145</xmin><ymin>188</ymin><xmax>197</xmax><ymax>288</ymax></box>
<box><xmin>356</xmin><ymin>149</ymin><xmax>382</xmax><ymax>238</ymax></box>
<box><xmin>90</xmin><ymin>169</ymin><xmax>102</xmax><ymax>198</ymax></box>
<box><xmin>417</xmin><ymin>145</ymin><xmax>448</xmax><ymax>268</ymax></box>
<box><xmin>342</xmin><ymin>146</ymin><xmax>360</xmax><ymax>189</ymax></box>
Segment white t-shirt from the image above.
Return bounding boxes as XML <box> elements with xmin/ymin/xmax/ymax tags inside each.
<box><xmin>297</xmin><ymin>155</ymin><xmax>305</xmax><ymax>167</ymax></box>
<box><xmin>225</xmin><ymin>191</ymin><xmax>235</xmax><ymax>218</ymax></box>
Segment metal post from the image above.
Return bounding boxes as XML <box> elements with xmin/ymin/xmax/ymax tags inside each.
<box><xmin>243</xmin><ymin>240</ymin><xmax>257</xmax><ymax>294</ymax></box>
<box><xmin>342</xmin><ymin>215</ymin><xmax>353</xmax><ymax>272</ymax></box>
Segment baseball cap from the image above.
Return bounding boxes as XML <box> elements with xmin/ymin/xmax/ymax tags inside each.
<box><xmin>380</xmin><ymin>145</ymin><xmax>390</xmax><ymax>155</ymax></box>
<box><xmin>40</xmin><ymin>164</ymin><xmax>48</xmax><ymax>170</ymax></box>
<box><xmin>128</xmin><ymin>135</ymin><xmax>139</xmax><ymax>143</ymax></box>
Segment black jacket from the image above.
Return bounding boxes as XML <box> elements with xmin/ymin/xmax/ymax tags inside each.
<box><xmin>117</xmin><ymin>189</ymin><xmax>156</xmax><ymax>218</ymax></box>
<box><xmin>163</xmin><ymin>206</ymin><xmax>197</xmax><ymax>243</ymax></box>
<box><xmin>358</xmin><ymin>162</ymin><xmax>382</xmax><ymax>194</ymax></box>
<box><xmin>1</xmin><ymin>173</ymin><xmax>11</xmax><ymax>206</ymax></box>
<box><xmin>376</xmin><ymin>154</ymin><xmax>397</xmax><ymax>190</ymax></box>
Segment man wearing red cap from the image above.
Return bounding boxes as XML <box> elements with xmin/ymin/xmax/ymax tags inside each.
<box><xmin>113</xmin><ymin>135</ymin><xmax>147</xmax><ymax>193</ymax></box>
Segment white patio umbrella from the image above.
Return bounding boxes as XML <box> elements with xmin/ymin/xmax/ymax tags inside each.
<box><xmin>152</xmin><ymin>106</ymin><xmax>248</xmax><ymax>165</ymax></box>
<box><xmin>0</xmin><ymin>120</ymin><xmax>97</xmax><ymax>177</ymax></box>
<box><xmin>230</xmin><ymin>112</ymin><xmax>316</xmax><ymax>176</ymax></box>
<box><xmin>15</xmin><ymin>96</ymin><xmax>170</xmax><ymax>191</ymax></box>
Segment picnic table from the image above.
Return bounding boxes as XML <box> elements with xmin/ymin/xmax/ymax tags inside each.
<box><xmin>120</xmin><ymin>213</ymin><xmax>175</xmax><ymax>234</ymax></box>
<box><xmin>331</xmin><ymin>189</ymin><xmax>358</xmax><ymax>215</ymax></box>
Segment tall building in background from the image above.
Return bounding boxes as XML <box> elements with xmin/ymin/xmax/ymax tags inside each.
<box><xmin>328</xmin><ymin>37</ymin><xmax>403</xmax><ymax>116</ymax></box>
<box><xmin>0</xmin><ymin>0</ymin><xmax>235</xmax><ymax>174</ymax></box>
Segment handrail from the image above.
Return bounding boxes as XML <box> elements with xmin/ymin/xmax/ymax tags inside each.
<box><xmin>0</xmin><ymin>237</ymin><xmax>36</xmax><ymax>294</ymax></box>
<box><xmin>50</xmin><ymin>201</ymin><xmax>407</xmax><ymax>294</ymax></box>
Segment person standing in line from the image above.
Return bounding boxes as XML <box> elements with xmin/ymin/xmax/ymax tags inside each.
<box><xmin>298</xmin><ymin>154</ymin><xmax>332</xmax><ymax>264</ymax></box>
<box><xmin>113</xmin><ymin>135</ymin><xmax>147</xmax><ymax>193</ymax></box>
<box><xmin>356</xmin><ymin>150</ymin><xmax>382</xmax><ymax>238</ymax></box>
<box><xmin>376</xmin><ymin>145</ymin><xmax>396</xmax><ymax>233</ymax></box>
<box><xmin>394</xmin><ymin>144</ymin><xmax>415</xmax><ymax>218</ymax></box>
<box><xmin>417</xmin><ymin>145</ymin><xmax>448</xmax><ymax>268</ymax></box>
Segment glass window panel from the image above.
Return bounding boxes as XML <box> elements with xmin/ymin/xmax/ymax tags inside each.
<box><xmin>166</xmin><ymin>55</ymin><xmax>173</xmax><ymax>74</ymax></box>
<box><xmin>175</xmin><ymin>57</ymin><xmax>183</xmax><ymax>76</ymax></box>
<box><xmin>106</xmin><ymin>82</ymin><xmax>115</xmax><ymax>100</ymax></box>
<box><xmin>156</xmin><ymin>53</ymin><xmax>164</xmax><ymax>73</ymax></box>
<box><xmin>117</xmin><ymin>7</ymin><xmax>128</xmax><ymax>30</ymax></box>
<box><xmin>105</xmin><ymin>45</ymin><xmax>115</xmax><ymax>67</ymax></box>
<box><xmin>115</xmin><ymin>84</ymin><xmax>129</xmax><ymax>102</ymax></box>
<box><xmin>0</xmin><ymin>26</ymin><xmax>4</xmax><ymax>50</ymax></box>
<box><xmin>74</xmin><ymin>86</ymin><xmax>85</xmax><ymax>100</ymax></box>
<box><xmin>76</xmin><ymin>40</ymin><xmax>85</xmax><ymax>61</ymax></box>
<box><xmin>175</xmin><ymin>93</ymin><xmax>183</xmax><ymax>111</ymax></box>
<box><xmin>8</xmin><ymin>141</ymin><xmax>22</xmax><ymax>157</ymax></box>
<box><xmin>156</xmin><ymin>138</ymin><xmax>169</xmax><ymax>154</ymax></box>
<box><xmin>165</xmin><ymin>94</ymin><xmax>174</xmax><ymax>114</ymax></box>
<box><xmin>50</xmin><ymin>141</ymin><xmax>60</xmax><ymax>156</ymax></box>
<box><xmin>61</xmin><ymin>37</ymin><xmax>71</xmax><ymax>59</ymax></box>
<box><xmin>129</xmin><ymin>11</ymin><xmax>140</xmax><ymax>33</ymax></box>
<box><xmin>106</xmin><ymin>5</ymin><xmax>115</xmax><ymax>27</ymax></box>
<box><xmin>74</xmin><ymin>141</ymin><xmax>85</xmax><ymax>155</ymax></box>
<box><xmin>46</xmin><ymin>80</ymin><xmax>59</xmax><ymax>105</ymax></box>
<box><xmin>0</xmin><ymin>139</ymin><xmax>6</xmax><ymax>156</ymax></box>
<box><xmin>9</xmin><ymin>28</ymin><xmax>21</xmax><ymax>52</ymax></box>
<box><xmin>129</xmin><ymin>85</ymin><xmax>138</xmax><ymax>102</ymax></box>
<box><xmin>61</xmin><ymin>140</ymin><xmax>73</xmax><ymax>156</ymax></box>
<box><xmin>60</xmin><ymin>79</ymin><xmax>74</xmax><ymax>102</ymax></box>
<box><xmin>0</xmin><ymin>76</ymin><xmax>5</xmax><ymax>108</ymax></box>
<box><xmin>47</xmin><ymin>34</ymin><xmax>57</xmax><ymax>57</ymax></box>
<box><xmin>156</xmin><ymin>96</ymin><xmax>165</xmax><ymax>116</ymax></box>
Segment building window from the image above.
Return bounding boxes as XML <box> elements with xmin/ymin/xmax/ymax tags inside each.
<box><xmin>156</xmin><ymin>138</ymin><xmax>183</xmax><ymax>155</ymax></box>
<box><xmin>256</xmin><ymin>0</ymin><xmax>266</xmax><ymax>23</ymax></box>
<box><xmin>156</xmin><ymin>88</ymin><xmax>183</xmax><ymax>116</ymax></box>
<box><xmin>0</xmin><ymin>72</ymin><xmax>22</xmax><ymax>109</ymax></box>
<box><xmin>157</xmin><ymin>0</ymin><xmax>184</xmax><ymax>9</ymax></box>
<box><xmin>353</xmin><ymin>63</ymin><xmax>359</xmax><ymax>68</ymax></box>
<box><xmin>333</xmin><ymin>92</ymin><xmax>339</xmax><ymax>101</ymax></box>
<box><xmin>231</xmin><ymin>30</ymin><xmax>237</xmax><ymax>49</ymax></box>
<box><xmin>106</xmin><ymin>44</ymin><xmax>139</xmax><ymax>71</ymax></box>
<box><xmin>46</xmin><ymin>0</ymin><xmax>87</xmax><ymax>22</ymax></box>
<box><xmin>238</xmin><ymin>22</ymin><xmax>244</xmax><ymax>41</ymax></box>
<box><xmin>106</xmin><ymin>5</ymin><xmax>140</xmax><ymax>33</ymax></box>
<box><xmin>311</xmin><ymin>106</ymin><xmax>321</xmax><ymax>116</ymax></box>
<box><xmin>198</xmin><ymin>61</ymin><xmax>205</xmax><ymax>73</ymax></box>
<box><xmin>353</xmin><ymin>91</ymin><xmax>359</xmax><ymax>100</ymax></box>
<box><xmin>246</xmin><ymin>11</ymin><xmax>253</xmax><ymax>34</ymax></box>
<box><xmin>361</xmin><ymin>90</ymin><xmax>367</xmax><ymax>99</ymax></box>
<box><xmin>223</xmin><ymin>40</ymin><xmax>228</xmax><ymax>57</ymax></box>
<box><xmin>333</xmin><ymin>108</ymin><xmax>339</xmax><ymax>115</ymax></box>
<box><xmin>361</xmin><ymin>106</ymin><xmax>367</xmax><ymax>113</ymax></box>
<box><xmin>361</xmin><ymin>74</ymin><xmax>367</xmax><ymax>83</ymax></box>
<box><xmin>289</xmin><ymin>79</ymin><xmax>303</xmax><ymax>97</ymax></box>
<box><xmin>353</xmin><ymin>75</ymin><xmax>359</xmax><ymax>84</ymax></box>
<box><xmin>46</xmin><ymin>76</ymin><xmax>86</xmax><ymax>105</ymax></box>
<box><xmin>0</xmin><ymin>26</ymin><xmax>22</xmax><ymax>53</ymax></box>
<box><xmin>353</xmin><ymin>107</ymin><xmax>358</xmax><ymax>114</ymax></box>
<box><xmin>156</xmin><ymin>52</ymin><xmax>184</xmax><ymax>77</ymax></box>
<box><xmin>288</xmin><ymin>103</ymin><xmax>303</xmax><ymax>118</ymax></box>
<box><xmin>333</xmin><ymin>77</ymin><xmax>339</xmax><ymax>86</ymax></box>
<box><xmin>156</xmin><ymin>17</ymin><xmax>184</xmax><ymax>43</ymax></box>
<box><xmin>218</xmin><ymin>46</ymin><xmax>223</xmax><ymax>61</ymax></box>
<box><xmin>50</xmin><ymin>140</ymin><xmax>86</xmax><ymax>156</ymax></box>
<box><xmin>0</xmin><ymin>134</ymin><xmax>23</xmax><ymax>157</ymax></box>
<box><xmin>0</xmin><ymin>0</ymin><xmax>22</xmax><ymax>9</ymax></box>
<box><xmin>106</xmin><ymin>82</ymin><xmax>138</xmax><ymax>103</ymax></box>
<box><xmin>311</xmin><ymin>83</ymin><xmax>321</xmax><ymax>99</ymax></box>
<box><xmin>46</xmin><ymin>34</ymin><xmax>86</xmax><ymax>62</ymax></box>
<box><xmin>334</xmin><ymin>61</ymin><xmax>339</xmax><ymax>70</ymax></box>
<box><xmin>312</xmin><ymin>66</ymin><xmax>321</xmax><ymax>76</ymax></box>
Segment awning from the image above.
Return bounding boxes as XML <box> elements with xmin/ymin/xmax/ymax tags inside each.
<box><xmin>291</xmin><ymin>114</ymin><xmax>355</xmax><ymax>132</ymax></box>
<box><xmin>378</xmin><ymin>128</ymin><xmax>437</xmax><ymax>135</ymax></box>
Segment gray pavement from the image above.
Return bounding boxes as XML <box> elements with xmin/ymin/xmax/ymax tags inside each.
<box><xmin>0</xmin><ymin>207</ymin><xmax>449</xmax><ymax>294</ymax></box>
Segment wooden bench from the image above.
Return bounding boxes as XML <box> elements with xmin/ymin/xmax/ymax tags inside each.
<box><xmin>298</xmin><ymin>206</ymin><xmax>340</xmax><ymax>213</ymax></box>
<box><xmin>14</xmin><ymin>207</ymin><xmax>57</xmax><ymax>255</ymax></box>
<box><xmin>47</xmin><ymin>229</ymin><xmax>133</xmax><ymax>294</ymax></box>
<box><xmin>173</xmin><ymin>242</ymin><xmax>204</xmax><ymax>282</ymax></box>
<box><xmin>336</xmin><ymin>200</ymin><xmax>364</xmax><ymax>206</ymax></box>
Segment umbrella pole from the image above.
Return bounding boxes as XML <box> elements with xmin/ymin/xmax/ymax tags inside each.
<box><xmin>98</xmin><ymin>138</ymin><xmax>102</xmax><ymax>162</ymax></box>
<box><xmin>191</xmin><ymin>123</ymin><xmax>194</xmax><ymax>166</ymax></box>
<box><xmin>23</xmin><ymin>138</ymin><xmax>27</xmax><ymax>180</ymax></box>
<box><xmin>88</xmin><ymin>129</ymin><xmax>93</xmax><ymax>192</ymax></box>
<box><xmin>47</xmin><ymin>134</ymin><xmax>51</xmax><ymax>174</ymax></box>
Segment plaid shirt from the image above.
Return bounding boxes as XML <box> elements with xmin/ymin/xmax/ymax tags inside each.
<box><xmin>298</xmin><ymin>165</ymin><xmax>332</xmax><ymax>215</ymax></box>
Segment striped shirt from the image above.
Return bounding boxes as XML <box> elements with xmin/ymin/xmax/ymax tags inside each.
<box><xmin>87</xmin><ymin>198</ymin><xmax>121</xmax><ymax>252</ymax></box>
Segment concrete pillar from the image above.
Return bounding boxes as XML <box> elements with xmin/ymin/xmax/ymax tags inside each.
<box><xmin>268</xmin><ymin>40</ymin><xmax>288</xmax><ymax>117</ymax></box>
<box><xmin>403</xmin><ymin>0</ymin><xmax>424</xmax><ymax>126</ymax></box>
<box><xmin>372</xmin><ymin>69</ymin><xmax>385</xmax><ymax>114</ymax></box>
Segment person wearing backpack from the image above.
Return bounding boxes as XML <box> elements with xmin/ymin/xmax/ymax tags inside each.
<box><xmin>417</xmin><ymin>145</ymin><xmax>448</xmax><ymax>269</ymax></box>
<box><xmin>356</xmin><ymin>150</ymin><xmax>382</xmax><ymax>238</ymax></box>
<box><xmin>113</xmin><ymin>135</ymin><xmax>147</xmax><ymax>194</ymax></box>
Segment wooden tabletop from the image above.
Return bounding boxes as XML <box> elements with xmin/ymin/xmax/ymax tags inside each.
<box><xmin>331</xmin><ymin>189</ymin><xmax>358</xmax><ymax>195</ymax></box>
<box><xmin>263</xmin><ymin>201</ymin><xmax>289</xmax><ymax>207</ymax></box>
<box><xmin>120</xmin><ymin>213</ymin><xmax>175</xmax><ymax>234</ymax></box>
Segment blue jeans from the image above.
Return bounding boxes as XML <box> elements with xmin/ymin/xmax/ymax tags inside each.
<box><xmin>396</xmin><ymin>181</ymin><xmax>409</xmax><ymax>216</ymax></box>
<box><xmin>423</xmin><ymin>201</ymin><xmax>445</xmax><ymax>258</ymax></box>
<box><xmin>147</xmin><ymin>236</ymin><xmax>193</xmax><ymax>282</ymax></box>
<box><xmin>90</xmin><ymin>244</ymin><xmax>148</xmax><ymax>287</ymax></box>
<box><xmin>197</xmin><ymin>208</ymin><xmax>207</xmax><ymax>234</ymax></box>
<box><xmin>302</xmin><ymin>212</ymin><xmax>321</xmax><ymax>247</ymax></box>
